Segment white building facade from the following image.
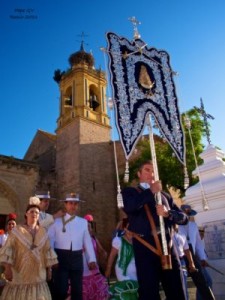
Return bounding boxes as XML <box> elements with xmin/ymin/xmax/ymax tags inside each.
<box><xmin>184</xmin><ymin>144</ymin><xmax>225</xmax><ymax>300</ymax></box>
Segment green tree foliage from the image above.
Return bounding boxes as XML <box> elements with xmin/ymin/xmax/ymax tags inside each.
<box><xmin>127</xmin><ymin>108</ymin><xmax>205</xmax><ymax>196</ymax></box>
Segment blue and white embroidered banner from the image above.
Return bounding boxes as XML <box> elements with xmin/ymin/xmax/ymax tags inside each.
<box><xmin>106</xmin><ymin>32</ymin><xmax>185</xmax><ymax>164</ymax></box>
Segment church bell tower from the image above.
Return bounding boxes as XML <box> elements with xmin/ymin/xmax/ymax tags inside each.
<box><xmin>56</xmin><ymin>42</ymin><xmax>110</xmax><ymax>131</ymax></box>
<box><xmin>54</xmin><ymin>42</ymin><xmax>117</xmax><ymax>245</ymax></box>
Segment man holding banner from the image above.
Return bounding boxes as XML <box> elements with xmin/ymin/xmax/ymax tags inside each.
<box><xmin>105</xmin><ymin>26</ymin><xmax>197</xmax><ymax>300</ymax></box>
<box><xmin>122</xmin><ymin>160</ymin><xmax>188</xmax><ymax>300</ymax></box>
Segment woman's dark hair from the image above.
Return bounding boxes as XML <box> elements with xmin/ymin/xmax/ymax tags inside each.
<box><xmin>7</xmin><ymin>218</ymin><xmax>16</xmax><ymax>225</ymax></box>
<box><xmin>25</xmin><ymin>204</ymin><xmax>40</xmax><ymax>213</ymax></box>
<box><xmin>24</xmin><ymin>204</ymin><xmax>40</xmax><ymax>225</ymax></box>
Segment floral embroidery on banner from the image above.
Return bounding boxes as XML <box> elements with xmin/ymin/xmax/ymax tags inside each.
<box><xmin>106</xmin><ymin>32</ymin><xmax>185</xmax><ymax>164</ymax></box>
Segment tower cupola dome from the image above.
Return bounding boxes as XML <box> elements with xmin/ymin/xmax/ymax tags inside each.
<box><xmin>69</xmin><ymin>41</ymin><xmax>94</xmax><ymax>67</ymax></box>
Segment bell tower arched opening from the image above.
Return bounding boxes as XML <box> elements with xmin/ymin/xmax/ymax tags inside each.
<box><xmin>89</xmin><ymin>84</ymin><xmax>100</xmax><ymax>112</ymax></box>
<box><xmin>64</xmin><ymin>86</ymin><xmax>73</xmax><ymax>107</ymax></box>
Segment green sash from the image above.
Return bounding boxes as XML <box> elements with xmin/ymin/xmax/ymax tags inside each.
<box><xmin>118</xmin><ymin>237</ymin><xmax>134</xmax><ymax>276</ymax></box>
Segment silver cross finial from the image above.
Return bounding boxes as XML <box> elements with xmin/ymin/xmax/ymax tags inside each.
<box><xmin>194</xmin><ymin>98</ymin><xmax>214</xmax><ymax>144</ymax></box>
<box><xmin>128</xmin><ymin>16</ymin><xmax>141</xmax><ymax>40</ymax></box>
<box><xmin>77</xmin><ymin>31</ymin><xmax>89</xmax><ymax>51</ymax></box>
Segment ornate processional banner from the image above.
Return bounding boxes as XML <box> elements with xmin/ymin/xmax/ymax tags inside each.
<box><xmin>106</xmin><ymin>32</ymin><xmax>185</xmax><ymax>164</ymax></box>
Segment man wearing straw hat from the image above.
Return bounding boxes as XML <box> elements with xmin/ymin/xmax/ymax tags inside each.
<box><xmin>48</xmin><ymin>193</ymin><xmax>97</xmax><ymax>300</ymax></box>
<box><xmin>35</xmin><ymin>190</ymin><xmax>64</xmax><ymax>230</ymax></box>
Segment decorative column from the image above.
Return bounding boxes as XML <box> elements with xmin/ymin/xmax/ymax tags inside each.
<box><xmin>183</xmin><ymin>144</ymin><xmax>225</xmax><ymax>299</ymax></box>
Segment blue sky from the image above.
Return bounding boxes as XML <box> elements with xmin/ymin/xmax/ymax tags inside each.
<box><xmin>0</xmin><ymin>0</ymin><xmax>225</xmax><ymax>159</ymax></box>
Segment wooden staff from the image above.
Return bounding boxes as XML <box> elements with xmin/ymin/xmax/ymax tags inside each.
<box><xmin>147</xmin><ymin>115</ymin><xmax>172</xmax><ymax>270</ymax></box>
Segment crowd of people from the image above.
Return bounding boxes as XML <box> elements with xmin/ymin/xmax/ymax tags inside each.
<box><xmin>0</xmin><ymin>160</ymin><xmax>215</xmax><ymax>299</ymax></box>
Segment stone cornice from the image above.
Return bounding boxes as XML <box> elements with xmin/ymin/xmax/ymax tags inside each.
<box><xmin>0</xmin><ymin>155</ymin><xmax>39</xmax><ymax>171</ymax></box>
